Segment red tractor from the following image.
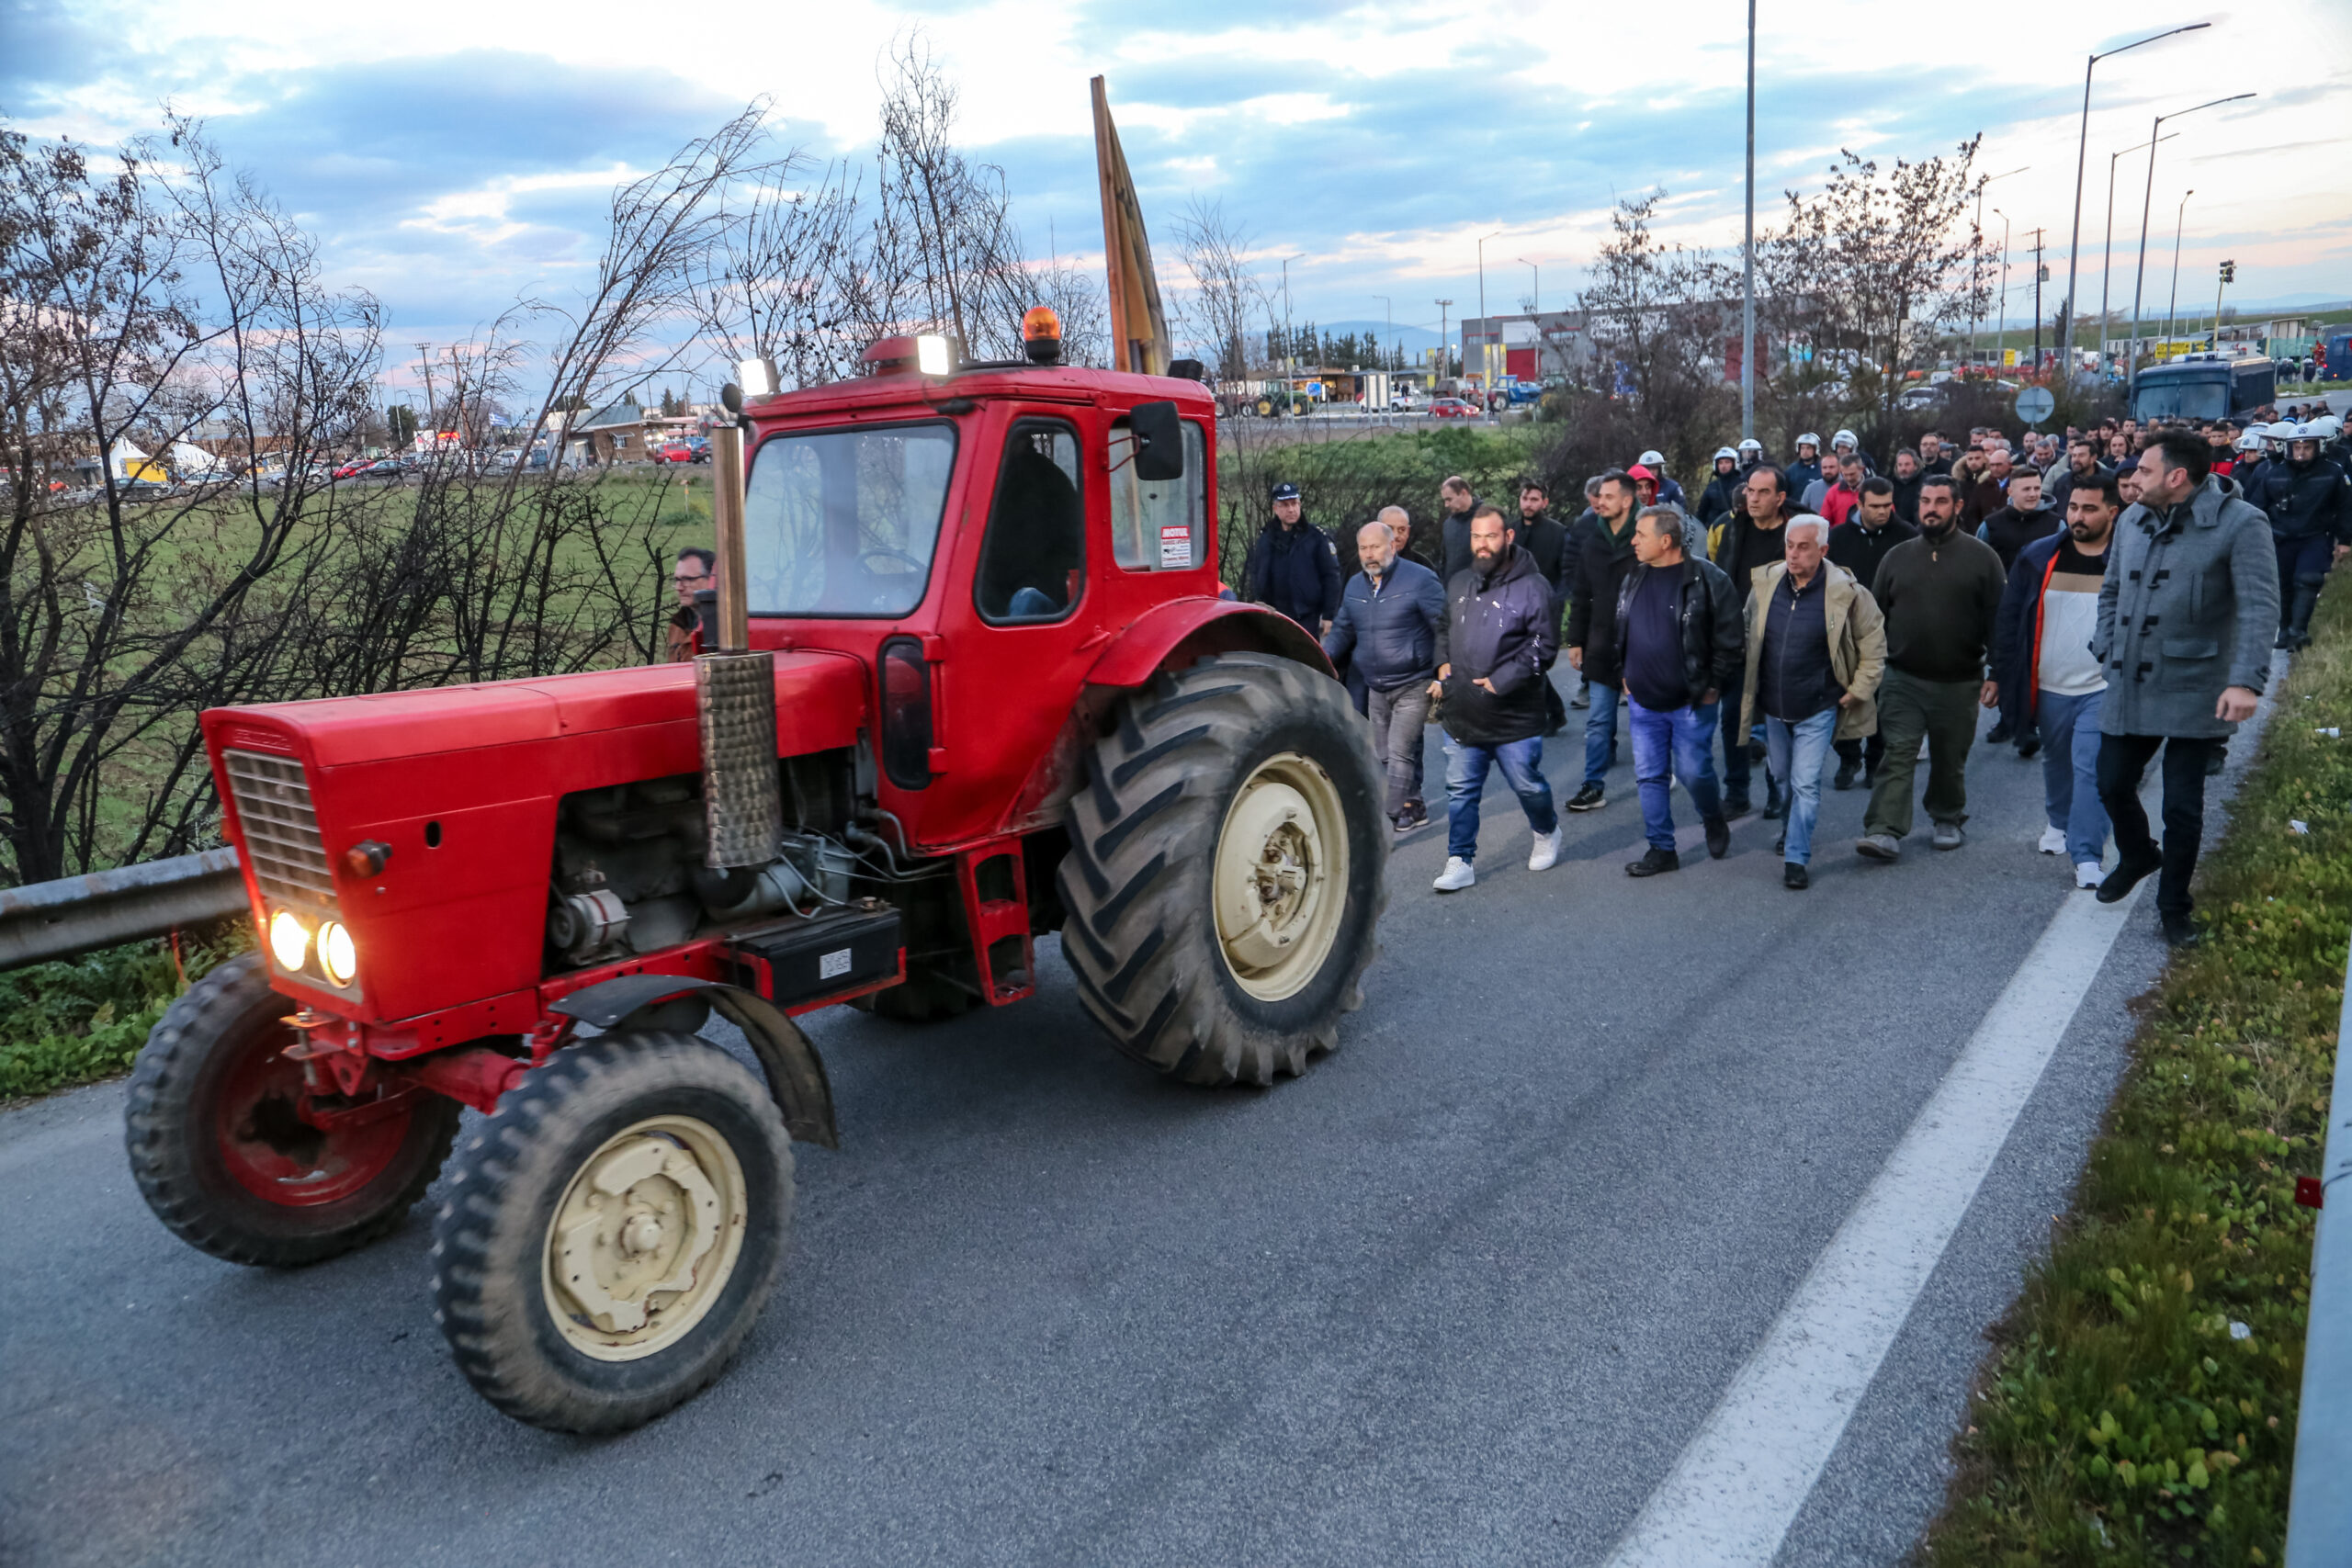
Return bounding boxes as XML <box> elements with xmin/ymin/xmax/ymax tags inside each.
<box><xmin>123</xmin><ymin>312</ymin><xmax>1386</xmax><ymax>1433</ymax></box>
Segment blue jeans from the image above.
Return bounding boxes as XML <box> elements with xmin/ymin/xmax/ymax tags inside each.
<box><xmin>2037</xmin><ymin>687</ymin><xmax>2109</xmax><ymax>865</ymax></box>
<box><xmin>1581</xmin><ymin>680</ymin><xmax>1620</xmax><ymax>787</ymax></box>
<box><xmin>1443</xmin><ymin>732</ymin><xmax>1557</xmax><ymax>863</ymax></box>
<box><xmin>1626</xmin><ymin>696</ymin><xmax>1724</xmax><ymax>852</ymax></box>
<box><xmin>1764</xmin><ymin>708</ymin><xmax>1838</xmax><ymax>864</ymax></box>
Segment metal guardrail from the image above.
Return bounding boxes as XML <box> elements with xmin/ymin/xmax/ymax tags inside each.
<box><xmin>0</xmin><ymin>849</ymin><xmax>246</xmax><ymax>971</ymax></box>
<box><xmin>2286</xmin><ymin>934</ymin><xmax>2352</xmax><ymax>1565</ymax></box>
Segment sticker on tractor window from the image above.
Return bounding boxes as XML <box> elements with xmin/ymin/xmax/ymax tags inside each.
<box><xmin>1159</xmin><ymin>525</ymin><xmax>1192</xmax><ymax>569</ymax></box>
<box><xmin>820</xmin><ymin>948</ymin><xmax>851</xmax><ymax>979</ymax></box>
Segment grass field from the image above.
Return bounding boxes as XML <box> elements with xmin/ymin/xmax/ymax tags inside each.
<box><xmin>1923</xmin><ymin>588</ymin><xmax>2346</xmax><ymax>1565</ymax></box>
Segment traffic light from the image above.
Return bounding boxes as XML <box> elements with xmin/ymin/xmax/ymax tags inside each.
<box><xmin>2220</xmin><ymin>259</ymin><xmax>2237</xmax><ymax>283</ymax></box>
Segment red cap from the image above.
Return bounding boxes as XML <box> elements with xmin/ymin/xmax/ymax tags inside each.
<box><xmin>1627</xmin><ymin>463</ymin><xmax>1655</xmax><ymax>481</ymax></box>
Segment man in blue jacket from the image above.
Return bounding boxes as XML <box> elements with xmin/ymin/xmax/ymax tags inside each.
<box><xmin>1429</xmin><ymin>505</ymin><xmax>1560</xmax><ymax>892</ymax></box>
<box><xmin>1325</xmin><ymin>520</ymin><xmax>1446</xmax><ymax>832</ymax></box>
<box><xmin>1243</xmin><ymin>481</ymin><xmax>1341</xmax><ymax>634</ymax></box>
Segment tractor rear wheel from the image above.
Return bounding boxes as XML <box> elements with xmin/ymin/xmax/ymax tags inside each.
<box><xmin>1057</xmin><ymin>652</ymin><xmax>1385</xmax><ymax>1086</ymax></box>
<box><xmin>429</xmin><ymin>1032</ymin><xmax>792</xmax><ymax>1433</ymax></box>
<box><xmin>125</xmin><ymin>953</ymin><xmax>460</xmax><ymax>1268</ymax></box>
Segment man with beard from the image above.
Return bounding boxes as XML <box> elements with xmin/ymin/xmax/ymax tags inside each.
<box><xmin>1516</xmin><ymin>478</ymin><xmax>1575</xmax><ymax>736</ymax></box>
<box><xmin>2045</xmin><ymin>435</ymin><xmax>2113</xmax><ymax>515</ymax></box>
<box><xmin>1377</xmin><ymin>504</ymin><xmax>1438</xmax><ymax>575</ymax></box>
<box><xmin>1826</xmin><ymin>478</ymin><xmax>1917</xmax><ymax>789</ymax></box>
<box><xmin>1612</xmin><ymin>506</ymin><xmax>1742</xmax><ymax>877</ymax></box>
<box><xmin>1437</xmin><ymin>475</ymin><xmax>1482</xmax><ymax>584</ymax></box>
<box><xmin>1975</xmin><ymin>466</ymin><xmax>2064</xmax><ymax>755</ymax></box>
<box><xmin>1889</xmin><ymin>447</ymin><xmax>1924</xmax><ymax>524</ymax></box>
<box><xmin>1326</xmin><ymin>518</ymin><xmax>1446</xmax><ymax>833</ymax></box>
<box><xmin>1855</xmin><ymin>474</ymin><xmax>2007</xmax><ymax>860</ymax></box>
<box><xmin>1430</xmin><ymin>505</ymin><xmax>1562</xmax><ymax>891</ymax></box>
<box><xmin>1563</xmin><ymin>471</ymin><xmax>1645</xmax><ymax>811</ymax></box>
<box><xmin>1712</xmin><ymin>465</ymin><xmax>1793</xmax><ymax>817</ymax></box>
<box><xmin>1995</xmin><ymin>472</ymin><xmax>2120</xmax><ymax>890</ymax></box>
<box><xmin>1917</xmin><ymin>430</ymin><xmax>1953</xmax><ymax>477</ymax></box>
<box><xmin>2093</xmin><ymin>434</ymin><xmax>2278</xmax><ymax>944</ymax></box>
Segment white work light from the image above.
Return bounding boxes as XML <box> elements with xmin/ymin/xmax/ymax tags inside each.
<box><xmin>915</xmin><ymin>334</ymin><xmax>952</xmax><ymax>377</ymax></box>
<box><xmin>735</xmin><ymin>356</ymin><xmax>779</xmax><ymax>398</ymax></box>
<box><xmin>317</xmin><ymin>919</ymin><xmax>358</xmax><ymax>987</ymax></box>
<box><xmin>268</xmin><ymin>909</ymin><xmax>310</xmax><ymax>972</ymax></box>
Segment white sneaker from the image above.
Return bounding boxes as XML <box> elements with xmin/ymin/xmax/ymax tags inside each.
<box><xmin>1528</xmin><ymin>828</ymin><xmax>1563</xmax><ymax>872</ymax></box>
<box><xmin>2039</xmin><ymin>826</ymin><xmax>2067</xmax><ymax>855</ymax></box>
<box><xmin>1432</xmin><ymin>856</ymin><xmax>1476</xmax><ymax>892</ymax></box>
<box><xmin>2075</xmin><ymin>861</ymin><xmax>2107</xmax><ymax>889</ymax></box>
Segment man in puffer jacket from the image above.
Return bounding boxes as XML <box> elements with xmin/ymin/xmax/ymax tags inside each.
<box><xmin>1429</xmin><ymin>505</ymin><xmax>1560</xmax><ymax>892</ymax></box>
<box><xmin>1325</xmin><ymin>519</ymin><xmax>1446</xmax><ymax>831</ymax></box>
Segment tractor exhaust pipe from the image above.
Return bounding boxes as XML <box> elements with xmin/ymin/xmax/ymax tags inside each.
<box><xmin>696</xmin><ymin>423</ymin><xmax>782</xmax><ymax>870</ymax></box>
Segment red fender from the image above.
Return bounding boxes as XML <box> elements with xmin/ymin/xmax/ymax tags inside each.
<box><xmin>1084</xmin><ymin>597</ymin><xmax>1335</xmax><ymax>687</ymax></box>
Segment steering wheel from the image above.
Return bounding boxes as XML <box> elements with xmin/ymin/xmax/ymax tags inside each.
<box><xmin>857</xmin><ymin>545</ymin><xmax>925</xmax><ymax>575</ymax></box>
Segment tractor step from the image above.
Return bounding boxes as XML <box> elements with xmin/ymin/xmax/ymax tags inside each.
<box><xmin>723</xmin><ymin>906</ymin><xmax>903</xmax><ymax>1011</ymax></box>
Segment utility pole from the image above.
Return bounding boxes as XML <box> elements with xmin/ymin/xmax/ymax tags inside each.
<box><xmin>1741</xmin><ymin>0</ymin><xmax>1756</xmax><ymax>440</ymax></box>
<box><xmin>2130</xmin><ymin>93</ymin><xmax>2254</xmax><ymax>401</ymax></box>
<box><xmin>414</xmin><ymin>344</ymin><xmax>435</xmax><ymax>444</ymax></box>
<box><xmin>1477</xmin><ymin>230</ymin><xmax>1498</xmax><ymax>420</ymax></box>
<box><xmin>1969</xmin><ymin>167</ymin><xmax>2029</xmax><ymax>367</ymax></box>
<box><xmin>1993</xmin><ymin>209</ymin><xmax>2012</xmax><ymax>367</ymax></box>
<box><xmin>2162</xmin><ymin>189</ymin><xmax>2193</xmax><ymax>355</ymax></box>
<box><xmin>1436</xmin><ymin>300</ymin><xmax>1453</xmax><ymax>383</ymax></box>
<box><xmin>2030</xmin><ymin>229</ymin><xmax>2046</xmax><ymax>371</ymax></box>
<box><xmin>2057</xmin><ymin>25</ymin><xmax>2211</xmax><ymax>375</ymax></box>
<box><xmin>1280</xmin><ymin>255</ymin><xmax>1301</xmax><ymax>400</ymax></box>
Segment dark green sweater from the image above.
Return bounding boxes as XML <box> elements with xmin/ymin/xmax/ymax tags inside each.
<box><xmin>1870</xmin><ymin>530</ymin><xmax>2007</xmax><ymax>682</ymax></box>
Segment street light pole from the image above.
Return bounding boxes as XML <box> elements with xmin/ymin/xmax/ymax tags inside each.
<box><xmin>1741</xmin><ymin>0</ymin><xmax>1756</xmax><ymax>440</ymax></box>
<box><xmin>2163</xmin><ymin>189</ymin><xmax>2193</xmax><ymax>355</ymax></box>
<box><xmin>1436</xmin><ymin>299</ymin><xmax>1453</xmax><ymax>384</ymax></box>
<box><xmin>1969</xmin><ymin>166</ymin><xmax>2029</xmax><ymax>366</ymax></box>
<box><xmin>2058</xmin><ymin>23</ymin><xmax>2211</xmax><ymax>368</ymax></box>
<box><xmin>1374</xmin><ymin>295</ymin><xmax>1392</xmax><ymax>371</ymax></box>
<box><xmin>1518</xmin><ymin>257</ymin><xmax>1538</xmax><ymax>314</ymax></box>
<box><xmin>1476</xmin><ymin>230</ymin><xmax>1499</xmax><ymax>420</ymax></box>
<box><xmin>2099</xmin><ymin>134</ymin><xmax>2175</xmax><ymax>375</ymax></box>
<box><xmin>1993</xmin><ymin>209</ymin><xmax>2012</xmax><ymax>366</ymax></box>
<box><xmin>2130</xmin><ymin>93</ymin><xmax>2255</xmax><ymax>400</ymax></box>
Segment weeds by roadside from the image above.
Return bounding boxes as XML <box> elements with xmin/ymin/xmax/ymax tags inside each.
<box><xmin>1922</xmin><ymin>592</ymin><xmax>2346</xmax><ymax>1565</ymax></box>
<box><xmin>0</xmin><ymin>920</ymin><xmax>246</xmax><ymax>1100</ymax></box>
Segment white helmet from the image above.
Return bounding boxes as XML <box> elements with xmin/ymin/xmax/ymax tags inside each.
<box><xmin>1832</xmin><ymin>428</ymin><xmax>1859</xmax><ymax>450</ymax></box>
<box><xmin>1713</xmin><ymin>446</ymin><xmax>1738</xmax><ymax>462</ymax></box>
<box><xmin>2314</xmin><ymin>415</ymin><xmax>2343</xmax><ymax>440</ymax></box>
<box><xmin>1737</xmin><ymin>437</ymin><xmax>1763</xmax><ymax>455</ymax></box>
<box><xmin>1795</xmin><ymin>432</ymin><xmax>1822</xmax><ymax>450</ymax></box>
<box><xmin>1638</xmin><ymin>449</ymin><xmax>1666</xmax><ymax>468</ymax></box>
<box><xmin>2234</xmin><ymin>430</ymin><xmax>2264</xmax><ymax>453</ymax></box>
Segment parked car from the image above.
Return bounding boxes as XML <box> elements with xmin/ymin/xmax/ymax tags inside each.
<box><xmin>658</xmin><ymin>442</ymin><xmax>708</xmax><ymax>465</ymax></box>
<box><xmin>1428</xmin><ymin>398</ymin><xmax>1476</xmax><ymax>419</ymax></box>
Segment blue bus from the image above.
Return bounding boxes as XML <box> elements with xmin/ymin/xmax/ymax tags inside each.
<box><xmin>2132</xmin><ymin>355</ymin><xmax>2277</xmax><ymax>423</ymax></box>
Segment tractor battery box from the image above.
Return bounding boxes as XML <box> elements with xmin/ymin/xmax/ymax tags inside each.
<box><xmin>725</xmin><ymin>906</ymin><xmax>902</xmax><ymax>1010</ymax></box>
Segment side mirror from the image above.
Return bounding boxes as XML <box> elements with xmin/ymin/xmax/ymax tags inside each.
<box><xmin>1129</xmin><ymin>400</ymin><xmax>1184</xmax><ymax>481</ymax></box>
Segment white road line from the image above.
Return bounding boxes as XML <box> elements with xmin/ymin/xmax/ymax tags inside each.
<box><xmin>1601</xmin><ymin>879</ymin><xmax>2145</xmax><ymax>1568</ymax></box>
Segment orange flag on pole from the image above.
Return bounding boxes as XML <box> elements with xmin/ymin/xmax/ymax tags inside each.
<box><xmin>1091</xmin><ymin>76</ymin><xmax>1170</xmax><ymax>377</ymax></box>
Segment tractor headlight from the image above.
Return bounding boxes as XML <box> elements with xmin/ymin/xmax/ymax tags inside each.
<box><xmin>317</xmin><ymin>919</ymin><xmax>357</xmax><ymax>987</ymax></box>
<box><xmin>267</xmin><ymin>909</ymin><xmax>311</xmax><ymax>971</ymax></box>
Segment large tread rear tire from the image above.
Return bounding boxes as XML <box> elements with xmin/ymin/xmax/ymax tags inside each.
<box><xmin>124</xmin><ymin>953</ymin><xmax>460</xmax><ymax>1268</ymax></box>
<box><xmin>429</xmin><ymin>1032</ymin><xmax>792</xmax><ymax>1434</ymax></box>
<box><xmin>1057</xmin><ymin>652</ymin><xmax>1385</xmax><ymax>1087</ymax></box>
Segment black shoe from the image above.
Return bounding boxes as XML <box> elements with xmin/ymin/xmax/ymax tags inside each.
<box><xmin>2096</xmin><ymin>852</ymin><xmax>2161</xmax><ymax>904</ymax></box>
<box><xmin>2278</xmin><ymin>629</ymin><xmax>2294</xmax><ymax>649</ymax></box>
<box><xmin>1862</xmin><ymin>766</ymin><xmax>1878</xmax><ymax>790</ymax></box>
<box><xmin>1626</xmin><ymin>846</ymin><xmax>1679</xmax><ymax>877</ymax></box>
<box><xmin>1747</xmin><ymin>738</ymin><xmax>1766</xmax><ymax>762</ymax></box>
<box><xmin>1761</xmin><ymin>792</ymin><xmax>1786</xmax><ymax>821</ymax></box>
<box><xmin>1987</xmin><ymin>721</ymin><xmax>2015</xmax><ymax>745</ymax></box>
<box><xmin>1566</xmin><ymin>784</ymin><xmax>1607</xmax><ymax>812</ymax></box>
<box><xmin>1783</xmin><ymin>862</ymin><xmax>1809</xmax><ymax>890</ymax></box>
<box><xmin>1773</xmin><ymin>830</ymin><xmax>1785</xmax><ymax>854</ymax></box>
<box><xmin>2160</xmin><ymin>912</ymin><xmax>2199</xmax><ymax>947</ymax></box>
<box><xmin>1704</xmin><ymin>815</ymin><xmax>1730</xmax><ymax>859</ymax></box>
<box><xmin>1393</xmin><ymin>802</ymin><xmax>1428</xmax><ymax>833</ymax></box>
<box><xmin>1833</xmin><ymin>760</ymin><xmax>1859</xmax><ymax>791</ymax></box>
<box><xmin>2205</xmin><ymin>750</ymin><xmax>2225</xmax><ymax>777</ymax></box>
<box><xmin>1722</xmin><ymin>793</ymin><xmax>1753</xmax><ymax>820</ymax></box>
<box><xmin>2017</xmin><ymin>737</ymin><xmax>2041</xmax><ymax>760</ymax></box>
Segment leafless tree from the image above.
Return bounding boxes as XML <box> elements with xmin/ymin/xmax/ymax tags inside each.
<box><xmin>691</xmin><ymin>154</ymin><xmax>867</xmax><ymax>389</ymax></box>
<box><xmin>1172</xmin><ymin>196</ymin><xmax>1266</xmax><ymax>383</ymax></box>
<box><xmin>1573</xmin><ymin>194</ymin><xmax>1741</xmax><ymax>479</ymax></box>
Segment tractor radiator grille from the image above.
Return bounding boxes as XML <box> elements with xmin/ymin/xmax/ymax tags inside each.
<box><xmin>223</xmin><ymin>750</ymin><xmax>336</xmax><ymax>906</ymax></box>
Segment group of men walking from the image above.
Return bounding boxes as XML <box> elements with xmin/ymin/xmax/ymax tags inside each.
<box><xmin>1262</xmin><ymin>417</ymin><xmax>2303</xmax><ymax>945</ymax></box>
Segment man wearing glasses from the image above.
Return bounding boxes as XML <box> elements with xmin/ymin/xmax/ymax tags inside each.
<box><xmin>665</xmin><ymin>547</ymin><xmax>717</xmax><ymax>661</ymax></box>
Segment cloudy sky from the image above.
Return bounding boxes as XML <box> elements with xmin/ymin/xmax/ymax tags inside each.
<box><xmin>8</xmin><ymin>0</ymin><xmax>2349</xmax><ymax>397</ymax></box>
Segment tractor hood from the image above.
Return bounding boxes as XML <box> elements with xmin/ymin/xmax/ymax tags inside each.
<box><xmin>203</xmin><ymin>652</ymin><xmax>868</xmax><ymax>771</ymax></box>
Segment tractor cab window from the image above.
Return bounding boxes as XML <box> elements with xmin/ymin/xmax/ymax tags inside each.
<box><xmin>1108</xmin><ymin>417</ymin><xmax>1205</xmax><ymax>570</ymax></box>
<box><xmin>743</xmin><ymin>422</ymin><xmax>956</xmax><ymax>617</ymax></box>
<box><xmin>975</xmin><ymin>420</ymin><xmax>1084</xmax><ymax>624</ymax></box>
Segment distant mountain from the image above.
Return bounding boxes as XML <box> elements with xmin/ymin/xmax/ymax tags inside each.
<box><xmin>1303</xmin><ymin>318</ymin><xmax>1450</xmax><ymax>354</ymax></box>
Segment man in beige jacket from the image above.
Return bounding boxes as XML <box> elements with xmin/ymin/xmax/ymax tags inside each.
<box><xmin>1738</xmin><ymin>514</ymin><xmax>1887</xmax><ymax>888</ymax></box>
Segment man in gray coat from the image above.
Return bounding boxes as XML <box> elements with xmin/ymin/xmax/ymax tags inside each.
<box><xmin>2092</xmin><ymin>432</ymin><xmax>2280</xmax><ymax>944</ymax></box>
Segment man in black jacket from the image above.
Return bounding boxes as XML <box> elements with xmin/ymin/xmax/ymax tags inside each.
<box><xmin>1697</xmin><ymin>447</ymin><xmax>1743</xmax><ymax>525</ymax></box>
<box><xmin>1430</xmin><ymin>506</ymin><xmax>1560</xmax><ymax>892</ymax></box>
<box><xmin>1437</xmin><ymin>475</ymin><xmax>1481</xmax><ymax>584</ymax></box>
<box><xmin>1327</xmin><ymin>519</ymin><xmax>1447</xmax><ymax>832</ymax></box>
<box><xmin>2045</xmin><ymin>435</ymin><xmax>2113</xmax><ymax>515</ymax></box>
<box><xmin>1243</xmin><ymin>481</ymin><xmax>1340</xmax><ymax>633</ymax></box>
<box><xmin>1713</xmin><ymin>464</ymin><xmax>1792</xmax><ymax>817</ymax></box>
<box><xmin>1612</xmin><ymin>506</ymin><xmax>1742</xmax><ymax>875</ymax></box>
<box><xmin>2249</xmin><ymin>428</ymin><xmax>2352</xmax><ymax>649</ymax></box>
<box><xmin>1826</xmin><ymin>479</ymin><xmax>1917</xmax><ymax>788</ymax></box>
<box><xmin>1563</xmin><ymin>470</ymin><xmax>1643</xmax><ymax>812</ymax></box>
<box><xmin>1975</xmin><ymin>466</ymin><xmax>2062</xmax><ymax>753</ymax></box>
<box><xmin>1515</xmin><ymin>478</ymin><xmax>1574</xmax><ymax>737</ymax></box>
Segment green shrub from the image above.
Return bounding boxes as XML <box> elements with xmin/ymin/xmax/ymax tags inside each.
<box><xmin>0</xmin><ymin>919</ymin><xmax>249</xmax><ymax>1100</ymax></box>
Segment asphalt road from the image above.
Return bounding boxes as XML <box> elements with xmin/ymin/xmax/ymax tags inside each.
<box><xmin>0</xmin><ymin>664</ymin><xmax>2281</xmax><ymax>1567</ymax></box>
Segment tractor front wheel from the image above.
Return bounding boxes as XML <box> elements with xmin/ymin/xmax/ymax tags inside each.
<box><xmin>125</xmin><ymin>953</ymin><xmax>460</xmax><ymax>1268</ymax></box>
<box><xmin>1057</xmin><ymin>652</ymin><xmax>1385</xmax><ymax>1086</ymax></box>
<box><xmin>429</xmin><ymin>1032</ymin><xmax>792</xmax><ymax>1433</ymax></box>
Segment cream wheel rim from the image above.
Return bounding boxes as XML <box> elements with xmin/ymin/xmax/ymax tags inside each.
<box><xmin>1213</xmin><ymin>750</ymin><xmax>1349</xmax><ymax>1002</ymax></box>
<box><xmin>541</xmin><ymin>1115</ymin><xmax>749</xmax><ymax>1362</ymax></box>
